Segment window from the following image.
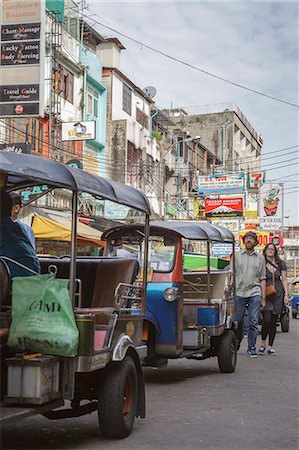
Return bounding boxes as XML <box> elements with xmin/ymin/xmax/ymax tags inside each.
<box><xmin>122</xmin><ymin>84</ymin><xmax>132</xmax><ymax>115</ymax></box>
<box><xmin>87</xmin><ymin>86</ymin><xmax>99</xmax><ymax>117</ymax></box>
<box><xmin>136</xmin><ymin>107</ymin><xmax>149</xmax><ymax>129</ymax></box>
<box><xmin>61</xmin><ymin>66</ymin><xmax>74</xmax><ymax>104</ymax></box>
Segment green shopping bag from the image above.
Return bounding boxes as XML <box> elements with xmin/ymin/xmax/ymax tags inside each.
<box><xmin>7</xmin><ymin>274</ymin><xmax>79</xmax><ymax>357</ymax></box>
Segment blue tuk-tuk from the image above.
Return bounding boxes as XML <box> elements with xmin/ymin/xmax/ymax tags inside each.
<box><xmin>290</xmin><ymin>278</ymin><xmax>299</xmax><ymax>318</ymax></box>
<box><xmin>103</xmin><ymin>221</ymin><xmax>237</xmax><ymax>374</ymax></box>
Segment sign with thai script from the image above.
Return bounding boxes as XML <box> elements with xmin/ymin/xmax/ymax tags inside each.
<box><xmin>259</xmin><ymin>183</ymin><xmax>283</xmax><ymax>231</ymax></box>
<box><xmin>0</xmin><ymin>142</ymin><xmax>31</xmax><ymax>153</ymax></box>
<box><xmin>205</xmin><ymin>198</ymin><xmax>243</xmax><ymax>217</ymax></box>
<box><xmin>198</xmin><ymin>173</ymin><xmax>244</xmax><ymax>195</ymax></box>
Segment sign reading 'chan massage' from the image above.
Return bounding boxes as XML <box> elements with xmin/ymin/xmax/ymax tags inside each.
<box><xmin>0</xmin><ymin>0</ymin><xmax>45</xmax><ymax>117</ymax></box>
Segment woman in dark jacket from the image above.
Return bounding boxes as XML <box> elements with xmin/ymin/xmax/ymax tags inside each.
<box><xmin>259</xmin><ymin>243</ymin><xmax>289</xmax><ymax>355</ymax></box>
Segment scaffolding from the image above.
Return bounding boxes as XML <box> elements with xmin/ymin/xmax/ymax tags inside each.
<box><xmin>46</xmin><ymin>11</ymin><xmax>62</xmax><ymax>160</ymax></box>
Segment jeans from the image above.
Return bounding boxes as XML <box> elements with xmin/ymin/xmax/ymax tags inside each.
<box><xmin>235</xmin><ymin>295</ymin><xmax>261</xmax><ymax>349</ymax></box>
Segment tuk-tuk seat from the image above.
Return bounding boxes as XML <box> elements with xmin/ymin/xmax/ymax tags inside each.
<box><xmin>0</xmin><ymin>259</ymin><xmax>12</xmax><ymax>311</ymax></box>
<box><xmin>40</xmin><ymin>257</ymin><xmax>139</xmax><ymax>324</ymax></box>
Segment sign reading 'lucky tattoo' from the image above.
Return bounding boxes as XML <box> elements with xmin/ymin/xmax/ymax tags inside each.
<box><xmin>1</xmin><ymin>40</ymin><xmax>40</xmax><ymax>65</ymax></box>
<box><xmin>0</xmin><ymin>84</ymin><xmax>39</xmax><ymax>102</ymax></box>
<box><xmin>1</xmin><ymin>23</ymin><xmax>41</xmax><ymax>41</ymax></box>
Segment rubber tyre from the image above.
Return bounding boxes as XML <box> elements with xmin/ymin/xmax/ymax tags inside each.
<box><xmin>281</xmin><ymin>313</ymin><xmax>290</xmax><ymax>332</ymax></box>
<box><xmin>292</xmin><ymin>310</ymin><xmax>297</xmax><ymax>319</ymax></box>
<box><xmin>217</xmin><ymin>330</ymin><xmax>237</xmax><ymax>373</ymax></box>
<box><xmin>98</xmin><ymin>356</ymin><xmax>138</xmax><ymax>438</ymax></box>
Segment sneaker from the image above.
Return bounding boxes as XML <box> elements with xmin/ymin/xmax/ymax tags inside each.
<box><xmin>258</xmin><ymin>346</ymin><xmax>266</xmax><ymax>355</ymax></box>
<box><xmin>247</xmin><ymin>348</ymin><xmax>258</xmax><ymax>358</ymax></box>
<box><xmin>268</xmin><ymin>348</ymin><xmax>277</xmax><ymax>356</ymax></box>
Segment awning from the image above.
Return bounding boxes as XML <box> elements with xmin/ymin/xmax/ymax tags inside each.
<box><xmin>32</xmin><ymin>214</ymin><xmax>104</xmax><ymax>247</ymax></box>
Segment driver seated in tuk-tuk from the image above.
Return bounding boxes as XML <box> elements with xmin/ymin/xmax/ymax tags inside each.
<box><xmin>0</xmin><ymin>190</ymin><xmax>40</xmax><ymax>278</ymax></box>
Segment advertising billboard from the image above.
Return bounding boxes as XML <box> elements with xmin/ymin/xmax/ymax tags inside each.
<box><xmin>198</xmin><ymin>173</ymin><xmax>244</xmax><ymax>195</ymax></box>
<box><xmin>61</xmin><ymin>121</ymin><xmax>96</xmax><ymax>141</ymax></box>
<box><xmin>205</xmin><ymin>198</ymin><xmax>243</xmax><ymax>217</ymax></box>
<box><xmin>259</xmin><ymin>183</ymin><xmax>283</xmax><ymax>231</ymax></box>
<box><xmin>0</xmin><ymin>0</ymin><xmax>45</xmax><ymax>117</ymax></box>
<box><xmin>239</xmin><ymin>231</ymin><xmax>270</xmax><ymax>250</ymax></box>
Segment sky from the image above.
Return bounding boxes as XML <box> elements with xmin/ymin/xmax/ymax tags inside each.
<box><xmin>87</xmin><ymin>0</ymin><xmax>298</xmax><ymax>225</ymax></box>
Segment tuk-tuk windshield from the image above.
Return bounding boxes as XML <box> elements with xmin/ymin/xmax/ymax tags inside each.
<box><xmin>107</xmin><ymin>235</ymin><xmax>176</xmax><ymax>273</ymax></box>
<box><xmin>182</xmin><ymin>239</ymin><xmax>231</xmax><ymax>272</ymax></box>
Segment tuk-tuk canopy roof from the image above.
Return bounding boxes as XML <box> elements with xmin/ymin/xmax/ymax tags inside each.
<box><xmin>0</xmin><ymin>152</ymin><xmax>150</xmax><ymax>215</ymax></box>
<box><xmin>103</xmin><ymin>220</ymin><xmax>234</xmax><ymax>243</ymax></box>
<box><xmin>151</xmin><ymin>221</ymin><xmax>234</xmax><ymax>243</ymax></box>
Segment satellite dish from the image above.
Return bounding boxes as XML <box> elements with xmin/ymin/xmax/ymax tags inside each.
<box><xmin>143</xmin><ymin>86</ymin><xmax>157</xmax><ymax>99</ymax></box>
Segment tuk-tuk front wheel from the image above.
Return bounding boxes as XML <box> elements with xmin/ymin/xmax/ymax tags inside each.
<box><xmin>217</xmin><ymin>330</ymin><xmax>237</xmax><ymax>373</ymax></box>
<box><xmin>98</xmin><ymin>356</ymin><xmax>138</xmax><ymax>438</ymax></box>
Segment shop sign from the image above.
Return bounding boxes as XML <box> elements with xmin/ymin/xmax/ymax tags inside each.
<box><xmin>0</xmin><ymin>40</ymin><xmax>40</xmax><ymax>65</ymax></box>
<box><xmin>259</xmin><ymin>183</ymin><xmax>283</xmax><ymax>231</ymax></box>
<box><xmin>62</xmin><ymin>121</ymin><xmax>96</xmax><ymax>141</ymax></box>
<box><xmin>66</xmin><ymin>159</ymin><xmax>83</xmax><ymax>169</ymax></box>
<box><xmin>1</xmin><ymin>22</ymin><xmax>41</xmax><ymax>41</ymax></box>
<box><xmin>198</xmin><ymin>173</ymin><xmax>244</xmax><ymax>195</ymax></box>
<box><xmin>0</xmin><ymin>0</ymin><xmax>45</xmax><ymax>117</ymax></box>
<box><xmin>210</xmin><ymin>218</ymin><xmax>239</xmax><ymax>233</ymax></box>
<box><xmin>0</xmin><ymin>102</ymin><xmax>39</xmax><ymax>115</ymax></box>
<box><xmin>244</xmin><ymin>210</ymin><xmax>258</xmax><ymax>218</ymax></box>
<box><xmin>211</xmin><ymin>242</ymin><xmax>235</xmax><ymax>257</ymax></box>
<box><xmin>0</xmin><ymin>84</ymin><xmax>39</xmax><ymax>102</ymax></box>
<box><xmin>21</xmin><ymin>184</ymin><xmax>51</xmax><ymax>204</ymax></box>
<box><xmin>239</xmin><ymin>231</ymin><xmax>270</xmax><ymax>249</ymax></box>
<box><xmin>0</xmin><ymin>142</ymin><xmax>31</xmax><ymax>153</ymax></box>
<box><xmin>205</xmin><ymin>197</ymin><xmax>243</xmax><ymax>217</ymax></box>
<box><xmin>247</xmin><ymin>171</ymin><xmax>265</xmax><ymax>189</ymax></box>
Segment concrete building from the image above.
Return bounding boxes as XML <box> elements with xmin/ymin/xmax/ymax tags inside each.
<box><xmin>164</xmin><ymin>102</ymin><xmax>263</xmax><ymax>173</ymax></box>
<box><xmin>99</xmin><ymin>38</ymin><xmax>163</xmax><ymax>215</ymax></box>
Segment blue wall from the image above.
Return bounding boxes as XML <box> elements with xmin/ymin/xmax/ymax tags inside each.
<box><xmin>80</xmin><ymin>45</ymin><xmax>107</xmax><ymax>177</ymax></box>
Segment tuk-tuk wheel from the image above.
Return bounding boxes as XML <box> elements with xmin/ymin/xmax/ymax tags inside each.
<box><xmin>98</xmin><ymin>356</ymin><xmax>138</xmax><ymax>438</ymax></box>
<box><xmin>217</xmin><ymin>330</ymin><xmax>237</xmax><ymax>373</ymax></box>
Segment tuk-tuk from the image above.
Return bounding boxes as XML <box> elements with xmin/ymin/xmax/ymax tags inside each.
<box><xmin>103</xmin><ymin>220</ymin><xmax>237</xmax><ymax>373</ymax></box>
<box><xmin>0</xmin><ymin>152</ymin><xmax>151</xmax><ymax>438</ymax></box>
<box><xmin>290</xmin><ymin>278</ymin><xmax>299</xmax><ymax>318</ymax></box>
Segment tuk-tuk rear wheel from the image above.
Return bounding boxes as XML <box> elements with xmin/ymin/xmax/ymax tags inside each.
<box><xmin>98</xmin><ymin>356</ymin><xmax>138</xmax><ymax>438</ymax></box>
<box><xmin>217</xmin><ymin>330</ymin><xmax>237</xmax><ymax>373</ymax></box>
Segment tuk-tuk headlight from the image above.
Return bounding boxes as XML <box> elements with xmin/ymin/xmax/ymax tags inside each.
<box><xmin>163</xmin><ymin>287</ymin><xmax>180</xmax><ymax>302</ymax></box>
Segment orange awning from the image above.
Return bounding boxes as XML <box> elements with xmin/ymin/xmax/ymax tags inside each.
<box><xmin>32</xmin><ymin>214</ymin><xmax>104</xmax><ymax>247</ymax></box>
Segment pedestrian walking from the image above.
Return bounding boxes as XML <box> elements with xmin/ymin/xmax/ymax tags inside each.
<box><xmin>259</xmin><ymin>243</ymin><xmax>289</xmax><ymax>356</ymax></box>
<box><xmin>232</xmin><ymin>231</ymin><xmax>266</xmax><ymax>357</ymax></box>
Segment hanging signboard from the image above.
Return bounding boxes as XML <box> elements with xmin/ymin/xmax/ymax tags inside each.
<box><xmin>247</xmin><ymin>171</ymin><xmax>265</xmax><ymax>189</ymax></box>
<box><xmin>205</xmin><ymin>198</ymin><xmax>243</xmax><ymax>217</ymax></box>
<box><xmin>0</xmin><ymin>142</ymin><xmax>31</xmax><ymax>153</ymax></box>
<box><xmin>0</xmin><ymin>0</ymin><xmax>45</xmax><ymax>117</ymax></box>
<box><xmin>239</xmin><ymin>231</ymin><xmax>270</xmax><ymax>250</ymax></box>
<box><xmin>61</xmin><ymin>121</ymin><xmax>96</xmax><ymax>141</ymax></box>
<box><xmin>198</xmin><ymin>173</ymin><xmax>244</xmax><ymax>195</ymax></box>
<box><xmin>259</xmin><ymin>183</ymin><xmax>283</xmax><ymax>231</ymax></box>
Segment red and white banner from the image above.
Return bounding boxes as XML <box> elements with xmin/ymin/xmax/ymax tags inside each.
<box><xmin>205</xmin><ymin>198</ymin><xmax>243</xmax><ymax>217</ymax></box>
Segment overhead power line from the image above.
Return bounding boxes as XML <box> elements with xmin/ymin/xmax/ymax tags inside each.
<box><xmin>77</xmin><ymin>5</ymin><xmax>299</xmax><ymax>109</ymax></box>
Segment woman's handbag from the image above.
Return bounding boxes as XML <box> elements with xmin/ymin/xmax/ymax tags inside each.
<box><xmin>265</xmin><ymin>270</ymin><xmax>276</xmax><ymax>298</ymax></box>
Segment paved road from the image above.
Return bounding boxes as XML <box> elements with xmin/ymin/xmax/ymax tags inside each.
<box><xmin>1</xmin><ymin>320</ymin><xmax>298</xmax><ymax>450</ymax></box>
